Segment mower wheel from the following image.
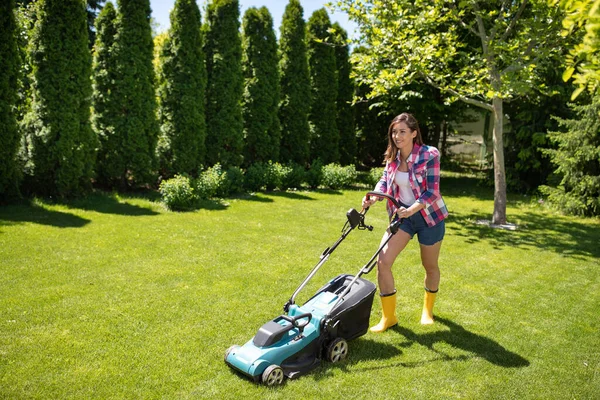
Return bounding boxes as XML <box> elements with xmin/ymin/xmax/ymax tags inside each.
<box><xmin>224</xmin><ymin>345</ymin><xmax>239</xmax><ymax>362</ymax></box>
<box><xmin>326</xmin><ymin>337</ymin><xmax>348</xmax><ymax>363</ymax></box>
<box><xmin>262</xmin><ymin>365</ymin><xmax>284</xmax><ymax>386</ymax></box>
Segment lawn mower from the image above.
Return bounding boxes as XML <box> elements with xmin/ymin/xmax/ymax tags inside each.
<box><xmin>224</xmin><ymin>191</ymin><xmax>406</xmax><ymax>385</ymax></box>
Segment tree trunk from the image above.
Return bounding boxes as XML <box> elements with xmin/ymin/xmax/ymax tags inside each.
<box><xmin>492</xmin><ymin>96</ymin><xmax>507</xmax><ymax>225</ymax></box>
<box><xmin>441</xmin><ymin>120</ymin><xmax>448</xmax><ymax>158</ymax></box>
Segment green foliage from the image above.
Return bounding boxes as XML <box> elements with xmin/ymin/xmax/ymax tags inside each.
<box><xmin>321</xmin><ymin>163</ymin><xmax>357</xmax><ymax>189</ymax></box>
<box><xmin>0</xmin><ymin>0</ymin><xmax>21</xmax><ymax>201</ymax></box>
<box><xmin>217</xmin><ymin>165</ymin><xmax>245</xmax><ymax>197</ymax></box>
<box><xmin>278</xmin><ymin>0</ymin><xmax>311</xmax><ymax>165</ymax></box>
<box><xmin>159</xmin><ymin>174</ymin><xmax>197</xmax><ymax>210</ymax></box>
<box><xmin>23</xmin><ymin>0</ymin><xmax>97</xmax><ymax>197</ymax></box>
<box><xmin>204</xmin><ymin>0</ymin><xmax>244</xmax><ymax>167</ymax></box>
<box><xmin>241</xmin><ymin>7</ymin><xmax>280</xmax><ymax>165</ymax></box>
<box><xmin>540</xmin><ymin>94</ymin><xmax>600</xmax><ymax>216</ymax></box>
<box><xmin>281</xmin><ymin>162</ymin><xmax>306</xmax><ymax>190</ymax></box>
<box><xmin>91</xmin><ymin>1</ymin><xmax>117</xmax><ymax>176</ymax></box>
<box><xmin>305</xmin><ymin>159</ymin><xmax>323</xmax><ymax>188</ymax></box>
<box><xmin>156</xmin><ymin>0</ymin><xmax>207</xmax><ymax>177</ymax></box>
<box><xmin>332</xmin><ymin>22</ymin><xmax>355</xmax><ymax>166</ymax></box>
<box><xmin>244</xmin><ymin>162</ymin><xmax>267</xmax><ymax>192</ymax></box>
<box><xmin>195</xmin><ymin>164</ymin><xmax>225</xmax><ymax>200</ymax></box>
<box><xmin>97</xmin><ymin>0</ymin><xmax>158</xmax><ymax>188</ymax></box>
<box><xmin>307</xmin><ymin>8</ymin><xmax>339</xmax><ymax>164</ymax></box>
<box><xmin>366</xmin><ymin>166</ymin><xmax>383</xmax><ymax>187</ymax></box>
<box><xmin>557</xmin><ymin>0</ymin><xmax>600</xmax><ymax>97</ymax></box>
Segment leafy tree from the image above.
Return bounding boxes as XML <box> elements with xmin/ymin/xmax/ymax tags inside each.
<box><xmin>91</xmin><ymin>1</ymin><xmax>117</xmax><ymax>178</ymax></box>
<box><xmin>278</xmin><ymin>0</ymin><xmax>311</xmax><ymax>165</ymax></box>
<box><xmin>0</xmin><ymin>0</ymin><xmax>21</xmax><ymax>201</ymax></box>
<box><xmin>156</xmin><ymin>0</ymin><xmax>206</xmax><ymax>177</ymax></box>
<box><xmin>241</xmin><ymin>7</ymin><xmax>280</xmax><ymax>165</ymax></box>
<box><xmin>307</xmin><ymin>8</ymin><xmax>338</xmax><ymax>164</ymax></box>
<box><xmin>332</xmin><ymin>22</ymin><xmax>356</xmax><ymax>166</ymax></box>
<box><xmin>335</xmin><ymin>0</ymin><xmax>566</xmax><ymax>224</ymax></box>
<box><xmin>204</xmin><ymin>0</ymin><xmax>244</xmax><ymax>167</ymax></box>
<box><xmin>22</xmin><ymin>0</ymin><xmax>97</xmax><ymax>197</ymax></box>
<box><xmin>557</xmin><ymin>0</ymin><xmax>600</xmax><ymax>98</ymax></box>
<box><xmin>540</xmin><ymin>93</ymin><xmax>600</xmax><ymax>216</ymax></box>
<box><xmin>97</xmin><ymin>0</ymin><xmax>158</xmax><ymax>188</ymax></box>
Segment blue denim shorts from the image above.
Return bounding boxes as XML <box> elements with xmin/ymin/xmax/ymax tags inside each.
<box><xmin>394</xmin><ymin>211</ymin><xmax>445</xmax><ymax>245</ymax></box>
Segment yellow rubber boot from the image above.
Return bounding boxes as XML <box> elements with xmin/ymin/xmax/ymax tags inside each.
<box><xmin>420</xmin><ymin>288</ymin><xmax>438</xmax><ymax>325</ymax></box>
<box><xmin>370</xmin><ymin>291</ymin><xmax>398</xmax><ymax>333</ymax></box>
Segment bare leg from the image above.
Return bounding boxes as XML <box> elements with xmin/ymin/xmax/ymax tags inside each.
<box><xmin>419</xmin><ymin>240</ymin><xmax>442</xmax><ymax>291</ymax></box>
<box><xmin>419</xmin><ymin>240</ymin><xmax>442</xmax><ymax>324</ymax></box>
<box><xmin>377</xmin><ymin>229</ymin><xmax>412</xmax><ymax>294</ymax></box>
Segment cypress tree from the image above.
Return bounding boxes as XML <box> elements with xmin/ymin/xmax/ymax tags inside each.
<box><xmin>97</xmin><ymin>0</ymin><xmax>158</xmax><ymax>188</ymax></box>
<box><xmin>0</xmin><ymin>0</ymin><xmax>21</xmax><ymax>201</ymax></box>
<box><xmin>156</xmin><ymin>0</ymin><xmax>206</xmax><ymax>177</ymax></box>
<box><xmin>332</xmin><ymin>22</ymin><xmax>355</xmax><ymax>166</ymax></box>
<box><xmin>307</xmin><ymin>8</ymin><xmax>338</xmax><ymax>164</ymax></box>
<box><xmin>241</xmin><ymin>7</ymin><xmax>280</xmax><ymax>165</ymax></box>
<box><xmin>278</xmin><ymin>0</ymin><xmax>310</xmax><ymax>165</ymax></box>
<box><xmin>24</xmin><ymin>0</ymin><xmax>97</xmax><ymax>197</ymax></box>
<box><xmin>91</xmin><ymin>1</ymin><xmax>117</xmax><ymax>178</ymax></box>
<box><xmin>204</xmin><ymin>0</ymin><xmax>243</xmax><ymax>167</ymax></box>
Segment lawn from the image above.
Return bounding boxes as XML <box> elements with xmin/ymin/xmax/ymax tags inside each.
<box><xmin>1</xmin><ymin>175</ymin><xmax>599</xmax><ymax>399</ymax></box>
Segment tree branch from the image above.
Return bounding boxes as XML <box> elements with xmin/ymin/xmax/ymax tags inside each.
<box><xmin>418</xmin><ymin>71</ymin><xmax>494</xmax><ymax>112</ymax></box>
<box><xmin>501</xmin><ymin>0</ymin><xmax>528</xmax><ymax>42</ymax></box>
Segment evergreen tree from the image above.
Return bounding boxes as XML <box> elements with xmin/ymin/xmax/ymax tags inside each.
<box><xmin>307</xmin><ymin>8</ymin><xmax>338</xmax><ymax>164</ymax></box>
<box><xmin>156</xmin><ymin>0</ymin><xmax>206</xmax><ymax>177</ymax></box>
<box><xmin>91</xmin><ymin>1</ymin><xmax>117</xmax><ymax>178</ymax></box>
<box><xmin>541</xmin><ymin>94</ymin><xmax>600</xmax><ymax>216</ymax></box>
<box><xmin>23</xmin><ymin>0</ymin><xmax>97</xmax><ymax>196</ymax></box>
<box><xmin>97</xmin><ymin>0</ymin><xmax>158</xmax><ymax>188</ymax></box>
<box><xmin>0</xmin><ymin>0</ymin><xmax>21</xmax><ymax>201</ymax></box>
<box><xmin>278</xmin><ymin>0</ymin><xmax>310</xmax><ymax>165</ymax></box>
<box><xmin>332</xmin><ymin>22</ymin><xmax>355</xmax><ymax>166</ymax></box>
<box><xmin>241</xmin><ymin>6</ymin><xmax>280</xmax><ymax>165</ymax></box>
<box><xmin>204</xmin><ymin>0</ymin><xmax>243</xmax><ymax>167</ymax></box>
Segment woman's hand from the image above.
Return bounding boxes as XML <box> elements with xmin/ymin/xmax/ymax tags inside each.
<box><xmin>362</xmin><ymin>195</ymin><xmax>377</xmax><ymax>210</ymax></box>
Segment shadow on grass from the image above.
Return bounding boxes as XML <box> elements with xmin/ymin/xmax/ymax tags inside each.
<box><xmin>448</xmin><ymin>210</ymin><xmax>600</xmax><ymax>259</ymax></box>
<box><xmin>0</xmin><ymin>202</ymin><xmax>91</xmax><ymax>229</ymax></box>
<box><xmin>442</xmin><ymin>175</ymin><xmax>494</xmax><ymax>201</ymax></box>
<box><xmin>264</xmin><ymin>191</ymin><xmax>316</xmax><ymax>201</ymax></box>
<box><xmin>391</xmin><ymin>317</ymin><xmax>529</xmax><ymax>368</ymax></box>
<box><xmin>60</xmin><ymin>192</ymin><xmax>159</xmax><ymax>216</ymax></box>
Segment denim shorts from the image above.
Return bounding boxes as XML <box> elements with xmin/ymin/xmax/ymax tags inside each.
<box><xmin>394</xmin><ymin>211</ymin><xmax>445</xmax><ymax>245</ymax></box>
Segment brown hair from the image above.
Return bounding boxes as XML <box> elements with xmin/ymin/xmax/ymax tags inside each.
<box><xmin>384</xmin><ymin>113</ymin><xmax>424</xmax><ymax>163</ymax></box>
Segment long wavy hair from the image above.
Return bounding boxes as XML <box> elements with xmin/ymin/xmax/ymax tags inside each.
<box><xmin>383</xmin><ymin>113</ymin><xmax>424</xmax><ymax>163</ymax></box>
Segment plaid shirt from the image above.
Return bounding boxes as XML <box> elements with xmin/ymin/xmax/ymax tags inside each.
<box><xmin>374</xmin><ymin>143</ymin><xmax>448</xmax><ymax>227</ymax></box>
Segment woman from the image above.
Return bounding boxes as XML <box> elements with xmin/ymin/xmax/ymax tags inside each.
<box><xmin>362</xmin><ymin>113</ymin><xmax>448</xmax><ymax>332</ymax></box>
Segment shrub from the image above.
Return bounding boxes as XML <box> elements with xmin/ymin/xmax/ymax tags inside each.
<box><xmin>218</xmin><ymin>166</ymin><xmax>245</xmax><ymax>197</ymax></box>
<box><xmin>321</xmin><ymin>163</ymin><xmax>357</xmax><ymax>189</ymax></box>
<box><xmin>305</xmin><ymin>159</ymin><xmax>323</xmax><ymax>188</ymax></box>
<box><xmin>281</xmin><ymin>163</ymin><xmax>306</xmax><ymax>190</ymax></box>
<box><xmin>244</xmin><ymin>162</ymin><xmax>267</xmax><ymax>192</ymax></box>
<box><xmin>266</xmin><ymin>161</ymin><xmax>293</xmax><ymax>190</ymax></box>
<box><xmin>159</xmin><ymin>174</ymin><xmax>197</xmax><ymax>211</ymax></box>
<box><xmin>195</xmin><ymin>163</ymin><xmax>225</xmax><ymax>199</ymax></box>
<box><xmin>366</xmin><ymin>167</ymin><xmax>384</xmax><ymax>187</ymax></box>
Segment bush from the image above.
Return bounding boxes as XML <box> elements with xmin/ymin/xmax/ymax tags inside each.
<box><xmin>281</xmin><ymin>163</ymin><xmax>306</xmax><ymax>190</ymax></box>
<box><xmin>321</xmin><ymin>163</ymin><xmax>358</xmax><ymax>189</ymax></box>
<box><xmin>244</xmin><ymin>162</ymin><xmax>267</xmax><ymax>192</ymax></box>
<box><xmin>366</xmin><ymin>167</ymin><xmax>384</xmax><ymax>187</ymax></box>
<box><xmin>195</xmin><ymin>163</ymin><xmax>225</xmax><ymax>199</ymax></box>
<box><xmin>305</xmin><ymin>159</ymin><xmax>323</xmax><ymax>188</ymax></box>
<box><xmin>159</xmin><ymin>174</ymin><xmax>197</xmax><ymax>211</ymax></box>
<box><xmin>217</xmin><ymin>166</ymin><xmax>245</xmax><ymax>197</ymax></box>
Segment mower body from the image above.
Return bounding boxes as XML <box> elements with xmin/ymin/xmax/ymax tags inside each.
<box><xmin>225</xmin><ymin>274</ymin><xmax>376</xmax><ymax>381</ymax></box>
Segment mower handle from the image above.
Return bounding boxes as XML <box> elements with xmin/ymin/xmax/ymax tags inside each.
<box><xmin>366</xmin><ymin>191</ymin><xmax>402</xmax><ymax>209</ymax></box>
<box><xmin>281</xmin><ymin>313</ymin><xmax>312</xmax><ymax>330</ymax></box>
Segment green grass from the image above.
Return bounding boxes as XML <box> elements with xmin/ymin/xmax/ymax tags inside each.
<box><xmin>1</xmin><ymin>176</ymin><xmax>599</xmax><ymax>399</ymax></box>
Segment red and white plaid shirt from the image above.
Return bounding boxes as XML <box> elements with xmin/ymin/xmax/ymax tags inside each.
<box><xmin>374</xmin><ymin>143</ymin><xmax>448</xmax><ymax>227</ymax></box>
